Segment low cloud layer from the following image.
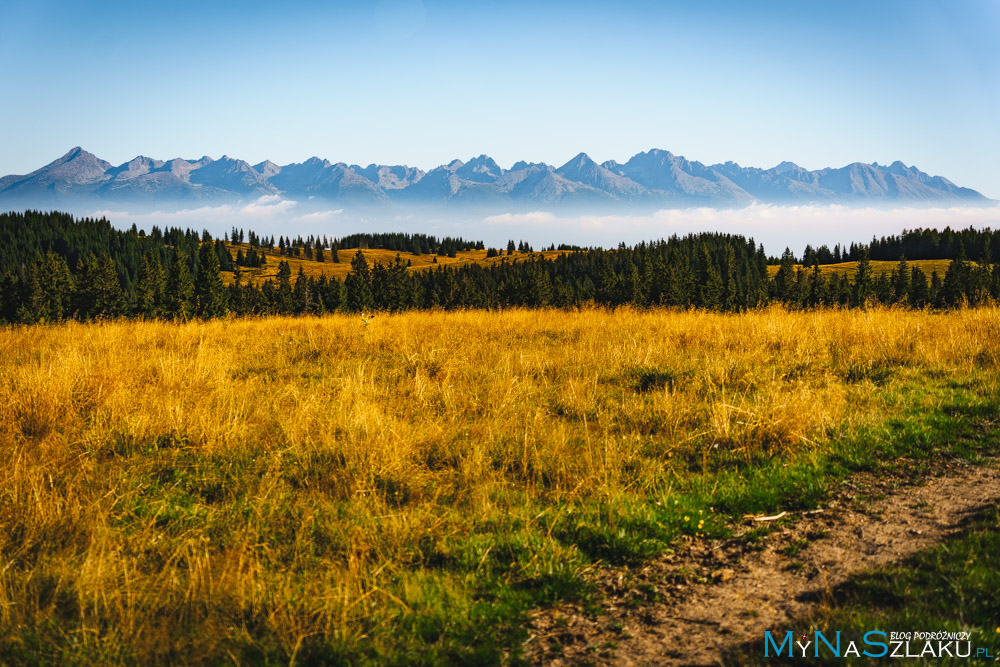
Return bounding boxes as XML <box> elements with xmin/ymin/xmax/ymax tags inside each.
<box><xmin>481</xmin><ymin>203</ymin><xmax>1000</xmax><ymax>253</ymax></box>
<box><xmin>90</xmin><ymin>199</ymin><xmax>1000</xmax><ymax>255</ymax></box>
<box><xmin>92</xmin><ymin>196</ymin><xmax>344</xmax><ymax>236</ymax></box>
<box><xmin>483</xmin><ymin>211</ymin><xmax>557</xmax><ymax>225</ymax></box>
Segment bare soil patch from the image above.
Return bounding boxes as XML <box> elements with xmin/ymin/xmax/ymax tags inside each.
<box><xmin>525</xmin><ymin>461</ymin><xmax>1000</xmax><ymax>665</ymax></box>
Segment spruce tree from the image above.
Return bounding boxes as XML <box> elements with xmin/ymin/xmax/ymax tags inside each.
<box><xmin>19</xmin><ymin>264</ymin><xmax>45</xmax><ymax>323</ymax></box>
<box><xmin>294</xmin><ymin>266</ymin><xmax>312</xmax><ymax>314</ymax></box>
<box><xmin>346</xmin><ymin>250</ymin><xmax>373</xmax><ymax>312</ymax></box>
<box><xmin>38</xmin><ymin>252</ymin><xmax>73</xmax><ymax>321</ymax></box>
<box><xmin>229</xmin><ymin>266</ymin><xmax>246</xmax><ymax>315</ymax></box>
<box><xmin>851</xmin><ymin>249</ymin><xmax>874</xmax><ymax>307</ymax></box>
<box><xmin>596</xmin><ymin>255</ymin><xmax>620</xmax><ymax>307</ymax></box>
<box><xmin>891</xmin><ymin>256</ymin><xmax>910</xmax><ymax>304</ymax></box>
<box><xmin>909</xmin><ymin>266</ymin><xmax>929</xmax><ymax>306</ymax></box>
<box><xmin>136</xmin><ymin>250</ymin><xmax>165</xmax><ymax>317</ymax></box>
<box><xmin>929</xmin><ymin>271</ymin><xmax>943</xmax><ymax>305</ymax></box>
<box><xmin>165</xmin><ymin>248</ymin><xmax>195</xmax><ymax>320</ymax></box>
<box><xmin>196</xmin><ymin>240</ymin><xmax>227</xmax><ymax>317</ymax></box>
<box><xmin>92</xmin><ymin>255</ymin><xmax>127</xmax><ymax>319</ymax></box>
<box><xmin>277</xmin><ymin>260</ymin><xmax>294</xmax><ymax>313</ymax></box>
<box><xmin>698</xmin><ymin>244</ymin><xmax>723</xmax><ymax>309</ymax></box>
<box><xmin>940</xmin><ymin>245</ymin><xmax>970</xmax><ymax>306</ymax></box>
<box><xmin>773</xmin><ymin>248</ymin><xmax>796</xmax><ymax>304</ymax></box>
<box><xmin>73</xmin><ymin>258</ymin><xmax>96</xmax><ymax>319</ymax></box>
<box><xmin>722</xmin><ymin>246</ymin><xmax>740</xmax><ymax>311</ymax></box>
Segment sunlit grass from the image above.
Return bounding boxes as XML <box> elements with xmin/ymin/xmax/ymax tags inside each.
<box><xmin>1</xmin><ymin>306</ymin><xmax>997</xmax><ymax>663</ymax></box>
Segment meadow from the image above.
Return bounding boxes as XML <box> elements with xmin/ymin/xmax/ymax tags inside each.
<box><xmin>223</xmin><ymin>241</ymin><xmax>956</xmax><ymax>287</ymax></box>
<box><xmin>1</xmin><ymin>306</ymin><xmax>998</xmax><ymax>664</ymax></box>
<box><xmin>221</xmin><ymin>244</ymin><xmax>568</xmax><ymax>285</ymax></box>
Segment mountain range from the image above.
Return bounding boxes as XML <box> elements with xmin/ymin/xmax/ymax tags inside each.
<box><xmin>0</xmin><ymin>147</ymin><xmax>989</xmax><ymax>210</ymax></box>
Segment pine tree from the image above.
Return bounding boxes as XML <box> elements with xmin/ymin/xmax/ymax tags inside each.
<box><xmin>73</xmin><ymin>257</ymin><xmax>96</xmax><ymax>319</ymax></box>
<box><xmin>165</xmin><ymin>248</ymin><xmax>195</xmax><ymax>319</ymax></box>
<box><xmin>196</xmin><ymin>240</ymin><xmax>227</xmax><ymax>317</ymax></box>
<box><xmin>19</xmin><ymin>264</ymin><xmax>45</xmax><ymax>323</ymax></box>
<box><xmin>806</xmin><ymin>264</ymin><xmax>825</xmax><ymax>307</ymax></box>
<box><xmin>596</xmin><ymin>255</ymin><xmax>620</xmax><ymax>307</ymax></box>
<box><xmin>277</xmin><ymin>260</ymin><xmax>294</xmax><ymax>313</ymax></box>
<box><xmin>385</xmin><ymin>254</ymin><xmax>409</xmax><ymax>311</ymax></box>
<box><xmin>940</xmin><ymin>245</ymin><xmax>970</xmax><ymax>306</ymax></box>
<box><xmin>929</xmin><ymin>270</ymin><xmax>943</xmax><ymax>305</ymax></box>
<box><xmin>528</xmin><ymin>258</ymin><xmax>552</xmax><ymax>307</ymax></box>
<box><xmin>909</xmin><ymin>266</ymin><xmax>929</xmax><ymax>306</ymax></box>
<box><xmin>891</xmin><ymin>256</ymin><xmax>910</xmax><ymax>304</ymax></box>
<box><xmin>229</xmin><ymin>266</ymin><xmax>246</xmax><ymax>315</ymax></box>
<box><xmin>722</xmin><ymin>245</ymin><xmax>740</xmax><ymax>311</ymax></box>
<box><xmin>136</xmin><ymin>250</ymin><xmax>165</xmax><ymax>317</ymax></box>
<box><xmin>346</xmin><ymin>251</ymin><xmax>374</xmax><ymax>312</ymax></box>
<box><xmin>294</xmin><ymin>266</ymin><xmax>312</xmax><ymax>314</ymax></box>
<box><xmin>35</xmin><ymin>252</ymin><xmax>74</xmax><ymax>321</ymax></box>
<box><xmin>92</xmin><ymin>255</ymin><xmax>127</xmax><ymax>319</ymax></box>
<box><xmin>773</xmin><ymin>248</ymin><xmax>797</xmax><ymax>304</ymax></box>
<box><xmin>852</xmin><ymin>249</ymin><xmax>874</xmax><ymax>307</ymax></box>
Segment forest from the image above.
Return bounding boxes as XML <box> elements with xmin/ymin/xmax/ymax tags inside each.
<box><xmin>1</xmin><ymin>210</ymin><xmax>998</xmax><ymax>324</ymax></box>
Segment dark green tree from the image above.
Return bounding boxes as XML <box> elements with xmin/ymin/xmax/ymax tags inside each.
<box><xmin>909</xmin><ymin>266</ymin><xmax>929</xmax><ymax>307</ymax></box>
<box><xmin>196</xmin><ymin>240</ymin><xmax>228</xmax><ymax>317</ymax></box>
<box><xmin>136</xmin><ymin>250</ymin><xmax>165</xmax><ymax>317</ymax></box>
<box><xmin>91</xmin><ymin>255</ymin><xmax>127</xmax><ymax>319</ymax></box>
<box><xmin>276</xmin><ymin>260</ymin><xmax>294</xmax><ymax>313</ymax></box>
<box><xmin>346</xmin><ymin>251</ymin><xmax>374</xmax><ymax>312</ymax></box>
<box><xmin>165</xmin><ymin>248</ymin><xmax>195</xmax><ymax>319</ymax></box>
<box><xmin>294</xmin><ymin>266</ymin><xmax>312</xmax><ymax>314</ymax></box>
<box><xmin>890</xmin><ymin>256</ymin><xmax>910</xmax><ymax>304</ymax></box>
<box><xmin>773</xmin><ymin>248</ymin><xmax>797</xmax><ymax>304</ymax></box>
<box><xmin>851</xmin><ymin>249</ymin><xmax>874</xmax><ymax>307</ymax></box>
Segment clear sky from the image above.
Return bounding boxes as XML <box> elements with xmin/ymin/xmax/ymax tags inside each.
<box><xmin>1</xmin><ymin>0</ymin><xmax>998</xmax><ymax>198</ymax></box>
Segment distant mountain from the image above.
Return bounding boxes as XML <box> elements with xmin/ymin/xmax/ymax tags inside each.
<box><xmin>0</xmin><ymin>146</ymin><xmax>990</xmax><ymax>210</ymax></box>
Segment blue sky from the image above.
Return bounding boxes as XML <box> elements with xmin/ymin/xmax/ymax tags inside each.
<box><xmin>1</xmin><ymin>0</ymin><xmax>998</xmax><ymax>198</ymax></box>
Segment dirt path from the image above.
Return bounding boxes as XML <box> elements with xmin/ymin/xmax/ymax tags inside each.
<box><xmin>525</xmin><ymin>461</ymin><xmax>1000</xmax><ymax>666</ymax></box>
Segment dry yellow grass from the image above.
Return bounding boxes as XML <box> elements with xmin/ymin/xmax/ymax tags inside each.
<box><xmin>1</xmin><ymin>307</ymin><xmax>997</xmax><ymax>662</ymax></box>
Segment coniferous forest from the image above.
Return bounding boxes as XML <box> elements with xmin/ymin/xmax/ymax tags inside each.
<box><xmin>1</xmin><ymin>210</ymin><xmax>999</xmax><ymax>324</ymax></box>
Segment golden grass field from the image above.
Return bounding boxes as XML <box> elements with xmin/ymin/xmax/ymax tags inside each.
<box><xmin>1</xmin><ymin>307</ymin><xmax>998</xmax><ymax>662</ymax></box>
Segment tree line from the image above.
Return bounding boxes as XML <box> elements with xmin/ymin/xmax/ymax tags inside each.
<box><xmin>792</xmin><ymin>226</ymin><xmax>997</xmax><ymax>266</ymax></box>
<box><xmin>1</xmin><ymin>210</ymin><xmax>998</xmax><ymax>324</ymax></box>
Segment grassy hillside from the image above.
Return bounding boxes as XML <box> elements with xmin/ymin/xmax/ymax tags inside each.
<box><xmin>765</xmin><ymin>258</ymin><xmax>958</xmax><ymax>279</ymax></box>
<box><xmin>224</xmin><ymin>243</ymin><xmax>568</xmax><ymax>285</ymax></box>
<box><xmin>230</xmin><ymin>244</ymin><xmax>960</xmax><ymax>287</ymax></box>
<box><xmin>1</xmin><ymin>307</ymin><xmax>998</xmax><ymax>663</ymax></box>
